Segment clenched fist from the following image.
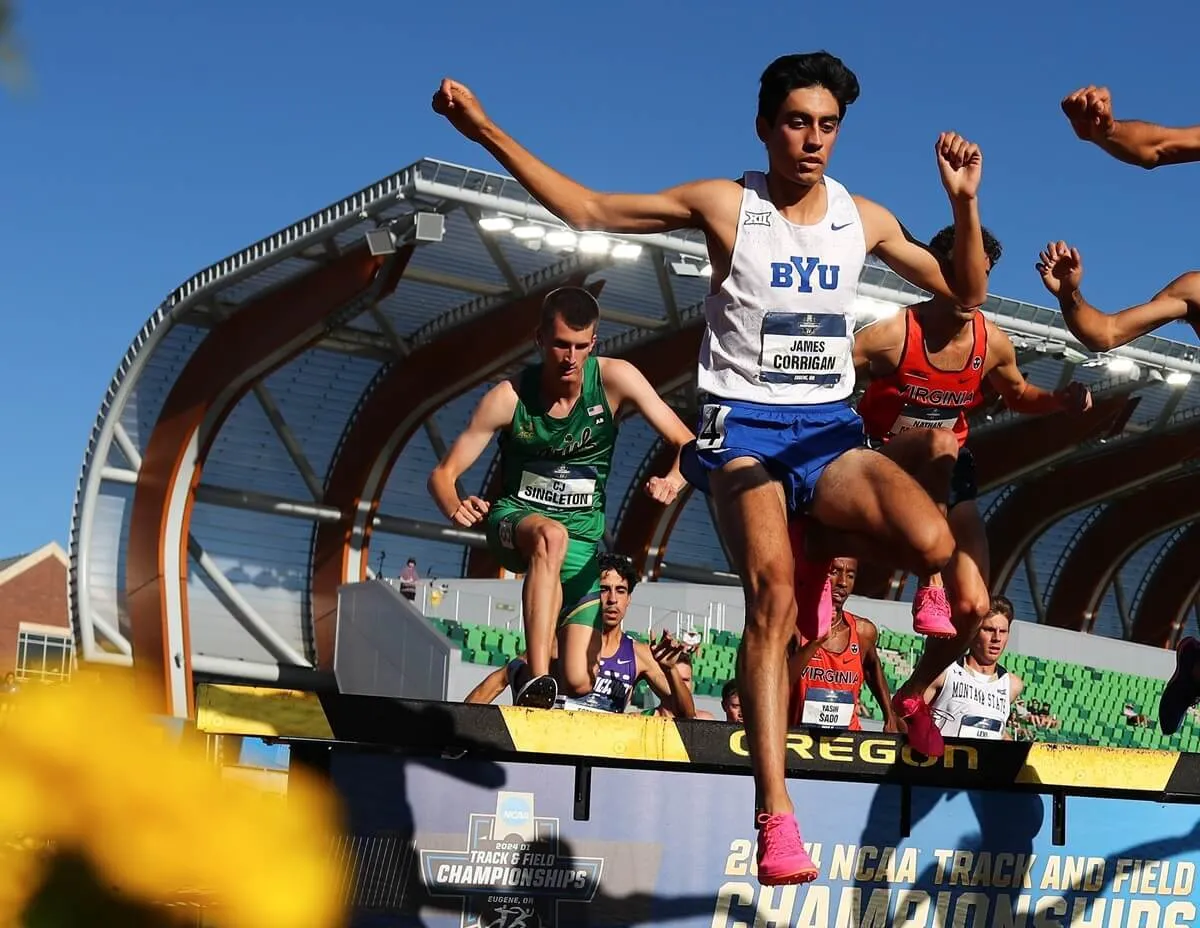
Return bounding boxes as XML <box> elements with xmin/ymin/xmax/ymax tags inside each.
<box><xmin>1061</xmin><ymin>86</ymin><xmax>1114</xmax><ymax>143</ymax></box>
<box><xmin>644</xmin><ymin>475</ymin><xmax>683</xmax><ymax>506</ymax></box>
<box><xmin>936</xmin><ymin>132</ymin><xmax>983</xmax><ymax>201</ymax></box>
<box><xmin>451</xmin><ymin>495</ymin><xmax>490</xmax><ymax>527</ymax></box>
<box><xmin>432</xmin><ymin>78</ymin><xmax>492</xmax><ymax>142</ymax></box>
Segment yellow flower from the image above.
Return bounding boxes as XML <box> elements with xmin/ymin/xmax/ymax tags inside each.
<box><xmin>0</xmin><ymin>673</ymin><xmax>348</xmax><ymax>927</ymax></box>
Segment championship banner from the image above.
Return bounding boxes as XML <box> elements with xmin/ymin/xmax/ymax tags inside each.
<box><xmin>329</xmin><ymin>754</ymin><xmax>1200</xmax><ymax>928</ymax></box>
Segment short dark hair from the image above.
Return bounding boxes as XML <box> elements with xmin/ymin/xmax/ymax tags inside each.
<box><xmin>721</xmin><ymin>679</ymin><xmax>739</xmax><ymax>706</ymax></box>
<box><xmin>598</xmin><ymin>552</ymin><xmax>638</xmax><ymax>593</ymax></box>
<box><xmin>540</xmin><ymin>286</ymin><xmax>599</xmax><ymax>334</ymax></box>
<box><xmin>988</xmin><ymin>595</ymin><xmax>1014</xmax><ymax>624</ymax></box>
<box><xmin>758</xmin><ymin>52</ymin><xmax>861</xmax><ymax>126</ymax></box>
<box><xmin>929</xmin><ymin>225</ymin><xmax>1004</xmax><ymax>269</ymax></box>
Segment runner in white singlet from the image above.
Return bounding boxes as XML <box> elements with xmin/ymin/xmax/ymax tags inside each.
<box><xmin>926</xmin><ymin>596</ymin><xmax>1023</xmax><ymax>741</ymax></box>
<box><xmin>433</xmin><ymin>50</ymin><xmax>991</xmax><ymax>885</ymax></box>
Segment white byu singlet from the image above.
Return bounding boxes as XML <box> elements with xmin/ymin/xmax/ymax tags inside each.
<box><xmin>929</xmin><ymin>658</ymin><xmax>1011</xmax><ymax>740</ymax></box>
<box><xmin>696</xmin><ymin>171</ymin><xmax>867</xmax><ymax>405</ymax></box>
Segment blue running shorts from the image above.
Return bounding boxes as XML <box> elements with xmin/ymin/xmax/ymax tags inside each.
<box><xmin>680</xmin><ymin>396</ymin><xmax>866</xmax><ymax>515</ymax></box>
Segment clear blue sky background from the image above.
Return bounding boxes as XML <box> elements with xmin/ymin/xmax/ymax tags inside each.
<box><xmin>2</xmin><ymin>1</ymin><xmax>1199</xmax><ymax>558</ymax></box>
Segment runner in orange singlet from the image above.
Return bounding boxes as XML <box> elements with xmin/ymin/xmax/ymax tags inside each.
<box><xmin>788</xmin><ymin>557</ymin><xmax>900</xmax><ymax>732</ymax></box>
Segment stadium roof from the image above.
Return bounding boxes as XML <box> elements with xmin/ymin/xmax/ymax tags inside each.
<box><xmin>68</xmin><ymin>156</ymin><xmax>1200</xmax><ymax>714</ymax></box>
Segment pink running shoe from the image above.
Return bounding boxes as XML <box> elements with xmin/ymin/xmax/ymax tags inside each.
<box><xmin>912</xmin><ymin>584</ymin><xmax>955</xmax><ymax>638</ymax></box>
<box><xmin>756</xmin><ymin>813</ymin><xmax>819</xmax><ymax>885</ymax></box>
<box><xmin>788</xmin><ymin>520</ymin><xmax>834</xmax><ymax>640</ymax></box>
<box><xmin>892</xmin><ymin>692</ymin><xmax>945</xmax><ymax>759</ymax></box>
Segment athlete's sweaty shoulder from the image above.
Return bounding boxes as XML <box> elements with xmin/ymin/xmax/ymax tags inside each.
<box><xmin>848</xmin><ymin>195</ymin><xmax>894</xmax><ymax>250</ymax></box>
<box><xmin>679</xmin><ymin>177</ymin><xmax>745</xmax><ymax>265</ymax></box>
<box><xmin>855</xmin><ymin>309</ymin><xmax>907</xmax><ymax>376</ymax></box>
<box><xmin>982</xmin><ymin>317</ymin><xmax>1018</xmax><ymax>374</ymax></box>
<box><xmin>853</xmin><ymin>615</ymin><xmax>878</xmax><ymax>644</ymax></box>
<box><xmin>476</xmin><ymin>377</ymin><xmax>521</xmax><ymax>432</ymax></box>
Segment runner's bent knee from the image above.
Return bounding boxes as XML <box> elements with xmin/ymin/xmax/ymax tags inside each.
<box><xmin>743</xmin><ymin>559</ymin><xmax>798</xmax><ymax>637</ymax></box>
<box><xmin>525</xmin><ymin>519</ymin><xmax>569</xmax><ymax>564</ymax></box>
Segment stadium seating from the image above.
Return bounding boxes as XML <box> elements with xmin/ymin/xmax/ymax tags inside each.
<box><xmin>426</xmin><ymin>616</ymin><xmax>1200</xmax><ymax>751</ymax></box>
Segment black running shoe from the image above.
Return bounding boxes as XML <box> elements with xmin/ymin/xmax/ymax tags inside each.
<box><xmin>1159</xmin><ymin>637</ymin><xmax>1200</xmax><ymax>735</ymax></box>
<box><xmin>515</xmin><ymin>673</ymin><xmax>558</xmax><ymax>710</ymax></box>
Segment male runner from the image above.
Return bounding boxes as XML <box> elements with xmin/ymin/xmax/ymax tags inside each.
<box><xmin>787</xmin><ymin>557</ymin><xmax>900</xmax><ymax>732</ymax></box>
<box><xmin>429</xmin><ymin>288</ymin><xmax>694</xmax><ymax>709</ymax></box>
<box><xmin>464</xmin><ymin>553</ymin><xmax>697</xmax><ymax>718</ymax></box>
<box><xmin>925</xmin><ymin>596</ymin><xmax>1024</xmax><ymax>741</ymax></box>
<box><xmin>432</xmin><ymin>51</ymin><xmax>987</xmax><ymax>884</ymax></box>
<box><xmin>1061</xmin><ymin>85</ymin><xmax>1200</xmax><ymax>169</ymax></box>
<box><xmin>855</xmin><ymin>224</ymin><xmax>1091</xmax><ymax>755</ymax></box>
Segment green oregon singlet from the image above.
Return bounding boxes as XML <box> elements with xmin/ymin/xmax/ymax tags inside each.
<box><xmin>493</xmin><ymin>355</ymin><xmax>617</xmax><ymax>542</ymax></box>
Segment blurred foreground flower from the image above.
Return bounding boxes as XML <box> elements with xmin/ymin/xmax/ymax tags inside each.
<box><xmin>0</xmin><ymin>675</ymin><xmax>347</xmax><ymax>927</ymax></box>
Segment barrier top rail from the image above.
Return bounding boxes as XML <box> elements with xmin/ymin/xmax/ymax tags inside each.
<box><xmin>196</xmin><ymin>684</ymin><xmax>1200</xmax><ymax>804</ymax></box>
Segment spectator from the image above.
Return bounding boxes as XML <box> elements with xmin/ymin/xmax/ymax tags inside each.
<box><xmin>721</xmin><ymin>680</ymin><xmax>743</xmax><ymax>724</ymax></box>
<box><xmin>398</xmin><ymin>558</ymin><xmax>419</xmax><ymax>601</ymax></box>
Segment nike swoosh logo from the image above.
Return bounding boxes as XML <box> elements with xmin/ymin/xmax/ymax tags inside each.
<box><xmin>831</xmin><ymin>221</ymin><xmax>854</xmax><ymax>231</ymax></box>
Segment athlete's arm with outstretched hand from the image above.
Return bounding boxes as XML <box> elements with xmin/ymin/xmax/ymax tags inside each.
<box><xmin>857</xmin><ymin>620</ymin><xmax>902</xmax><ymax>733</ymax></box>
<box><xmin>985</xmin><ymin>324</ymin><xmax>1093</xmax><ymax>415</ymax></box>
<box><xmin>1062</xmin><ymin>86</ymin><xmax>1200</xmax><ymax>169</ymax></box>
<box><xmin>428</xmin><ymin>381</ymin><xmax>517</xmax><ymax>526</ymax></box>
<box><xmin>432</xmin><ymin>78</ymin><xmax>737</xmax><ymax>238</ymax></box>
<box><xmin>601</xmin><ymin>358</ymin><xmax>695</xmax><ymax>505</ymax></box>
<box><xmin>1037</xmin><ymin>242</ymin><xmax>1198</xmax><ymax>351</ymax></box>
<box><xmin>858</xmin><ymin>133</ymin><xmax>988</xmax><ymax>309</ymax></box>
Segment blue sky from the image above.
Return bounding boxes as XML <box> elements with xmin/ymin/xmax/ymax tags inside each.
<box><xmin>2</xmin><ymin>0</ymin><xmax>1199</xmax><ymax>557</ymax></box>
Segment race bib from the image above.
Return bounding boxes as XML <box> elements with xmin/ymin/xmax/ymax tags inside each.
<box><xmin>517</xmin><ymin>464</ymin><xmax>597</xmax><ymax>510</ymax></box>
<box><xmin>759</xmin><ymin>311</ymin><xmax>849</xmax><ymax>386</ymax></box>
<box><xmin>891</xmin><ymin>403</ymin><xmax>958</xmax><ymax>436</ymax></box>
<box><xmin>959</xmin><ymin>714</ymin><xmax>1004</xmax><ymax>740</ymax></box>
<box><xmin>801</xmin><ymin>687</ymin><xmax>856</xmax><ymax>729</ymax></box>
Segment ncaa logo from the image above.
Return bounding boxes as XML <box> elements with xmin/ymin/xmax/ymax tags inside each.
<box><xmin>498</xmin><ymin>794</ymin><xmax>534</xmax><ymax>831</ymax></box>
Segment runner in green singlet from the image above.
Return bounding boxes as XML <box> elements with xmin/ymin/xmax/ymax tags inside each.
<box><xmin>429</xmin><ymin>287</ymin><xmax>695</xmax><ymax>709</ymax></box>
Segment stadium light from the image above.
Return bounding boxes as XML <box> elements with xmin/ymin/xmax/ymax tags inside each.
<box><xmin>1107</xmin><ymin>357</ymin><xmax>1137</xmax><ymax>375</ymax></box>
<box><xmin>544</xmin><ymin>229</ymin><xmax>577</xmax><ymax>248</ymax></box>
<box><xmin>1167</xmin><ymin>370</ymin><xmax>1192</xmax><ymax>387</ymax></box>
<box><xmin>611</xmin><ymin>242</ymin><xmax>643</xmax><ymax>260</ymax></box>
<box><xmin>511</xmin><ymin>223</ymin><xmax>545</xmax><ymax>240</ymax></box>
<box><xmin>578</xmin><ymin>235</ymin><xmax>610</xmax><ymax>255</ymax></box>
<box><xmin>477</xmin><ymin>215</ymin><xmax>514</xmax><ymax>232</ymax></box>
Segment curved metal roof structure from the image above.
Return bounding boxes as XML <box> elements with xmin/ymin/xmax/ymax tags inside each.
<box><xmin>69</xmin><ymin>157</ymin><xmax>1200</xmax><ymax>716</ymax></box>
